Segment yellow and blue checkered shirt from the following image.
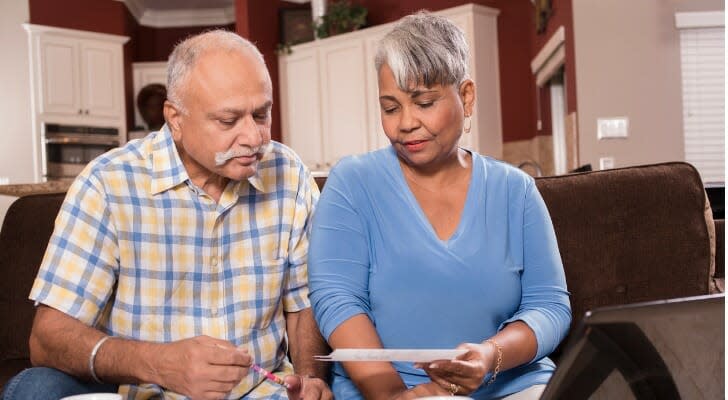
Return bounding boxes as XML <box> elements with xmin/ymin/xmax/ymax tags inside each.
<box><xmin>29</xmin><ymin>126</ymin><xmax>319</xmax><ymax>399</ymax></box>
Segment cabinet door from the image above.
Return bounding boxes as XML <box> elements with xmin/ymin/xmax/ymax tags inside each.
<box><xmin>279</xmin><ymin>47</ymin><xmax>324</xmax><ymax>170</ymax></box>
<box><xmin>364</xmin><ymin>31</ymin><xmax>389</xmax><ymax>150</ymax></box>
<box><xmin>80</xmin><ymin>41</ymin><xmax>122</xmax><ymax>118</ymax></box>
<box><xmin>38</xmin><ymin>35</ymin><xmax>81</xmax><ymax>116</ymax></box>
<box><xmin>319</xmin><ymin>41</ymin><xmax>369</xmax><ymax>168</ymax></box>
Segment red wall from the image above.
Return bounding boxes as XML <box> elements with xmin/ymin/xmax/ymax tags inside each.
<box><xmin>29</xmin><ymin>0</ymin><xmax>574</xmax><ymax>144</ymax></box>
<box><xmin>530</xmin><ymin>0</ymin><xmax>577</xmax><ymax>125</ymax></box>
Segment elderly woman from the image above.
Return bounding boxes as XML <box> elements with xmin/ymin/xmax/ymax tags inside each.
<box><xmin>308</xmin><ymin>11</ymin><xmax>571</xmax><ymax>400</ymax></box>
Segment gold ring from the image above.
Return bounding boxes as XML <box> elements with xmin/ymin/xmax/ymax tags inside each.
<box><xmin>448</xmin><ymin>382</ymin><xmax>460</xmax><ymax>395</ymax></box>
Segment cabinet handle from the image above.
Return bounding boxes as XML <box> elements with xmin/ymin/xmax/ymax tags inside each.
<box><xmin>84</xmin><ymin>110</ymin><xmax>89</xmax><ymax>115</ymax></box>
<box><xmin>314</xmin><ymin>163</ymin><xmax>321</xmax><ymax>169</ymax></box>
<box><xmin>325</xmin><ymin>162</ymin><xmax>331</xmax><ymax>167</ymax></box>
<box><xmin>78</xmin><ymin>109</ymin><xmax>82</xmax><ymax>114</ymax></box>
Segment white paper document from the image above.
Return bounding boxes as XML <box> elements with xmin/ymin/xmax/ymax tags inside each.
<box><xmin>314</xmin><ymin>348</ymin><xmax>467</xmax><ymax>362</ymax></box>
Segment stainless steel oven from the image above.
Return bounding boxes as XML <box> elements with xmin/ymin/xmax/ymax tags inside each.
<box><xmin>43</xmin><ymin>124</ymin><xmax>120</xmax><ymax>180</ymax></box>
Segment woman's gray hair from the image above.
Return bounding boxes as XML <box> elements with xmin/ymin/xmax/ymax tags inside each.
<box><xmin>167</xmin><ymin>29</ymin><xmax>266</xmax><ymax>112</ymax></box>
<box><xmin>375</xmin><ymin>11</ymin><xmax>470</xmax><ymax>90</ymax></box>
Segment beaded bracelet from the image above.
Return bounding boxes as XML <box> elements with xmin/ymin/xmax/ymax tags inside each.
<box><xmin>485</xmin><ymin>339</ymin><xmax>503</xmax><ymax>385</ymax></box>
<box><xmin>89</xmin><ymin>336</ymin><xmax>112</xmax><ymax>384</ymax></box>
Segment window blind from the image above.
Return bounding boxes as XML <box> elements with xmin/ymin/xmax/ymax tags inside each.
<box><xmin>679</xmin><ymin>26</ymin><xmax>725</xmax><ymax>183</ymax></box>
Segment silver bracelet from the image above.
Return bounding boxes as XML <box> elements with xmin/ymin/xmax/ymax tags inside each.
<box><xmin>89</xmin><ymin>336</ymin><xmax>111</xmax><ymax>384</ymax></box>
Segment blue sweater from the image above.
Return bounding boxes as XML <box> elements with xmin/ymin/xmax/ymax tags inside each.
<box><xmin>308</xmin><ymin>147</ymin><xmax>571</xmax><ymax>399</ymax></box>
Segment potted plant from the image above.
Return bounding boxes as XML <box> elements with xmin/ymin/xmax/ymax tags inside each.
<box><xmin>315</xmin><ymin>0</ymin><xmax>367</xmax><ymax>39</ymax></box>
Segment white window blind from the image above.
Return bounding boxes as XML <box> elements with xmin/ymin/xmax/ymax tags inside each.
<box><xmin>678</xmin><ymin>25</ymin><xmax>725</xmax><ymax>183</ymax></box>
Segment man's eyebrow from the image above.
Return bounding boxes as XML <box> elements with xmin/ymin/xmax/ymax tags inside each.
<box><xmin>254</xmin><ymin>101</ymin><xmax>273</xmax><ymax>112</ymax></box>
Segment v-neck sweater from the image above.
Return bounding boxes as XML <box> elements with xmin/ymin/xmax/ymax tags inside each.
<box><xmin>309</xmin><ymin>146</ymin><xmax>571</xmax><ymax>399</ymax></box>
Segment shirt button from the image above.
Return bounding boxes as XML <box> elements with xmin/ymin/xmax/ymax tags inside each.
<box><xmin>211</xmin><ymin>307</ymin><xmax>218</xmax><ymax>316</ymax></box>
<box><xmin>211</xmin><ymin>256</ymin><xmax>218</xmax><ymax>267</ymax></box>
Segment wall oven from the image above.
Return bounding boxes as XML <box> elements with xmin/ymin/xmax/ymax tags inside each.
<box><xmin>43</xmin><ymin>124</ymin><xmax>120</xmax><ymax>180</ymax></box>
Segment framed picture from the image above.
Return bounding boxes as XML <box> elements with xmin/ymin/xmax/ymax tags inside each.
<box><xmin>280</xmin><ymin>8</ymin><xmax>314</xmax><ymax>45</ymax></box>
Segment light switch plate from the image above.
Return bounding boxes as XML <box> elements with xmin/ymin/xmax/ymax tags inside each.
<box><xmin>599</xmin><ymin>157</ymin><xmax>615</xmax><ymax>170</ymax></box>
<box><xmin>597</xmin><ymin>117</ymin><xmax>629</xmax><ymax>139</ymax></box>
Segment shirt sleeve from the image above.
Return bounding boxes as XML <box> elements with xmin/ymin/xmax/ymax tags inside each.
<box><xmin>308</xmin><ymin>162</ymin><xmax>372</xmax><ymax>340</ymax></box>
<box><xmin>282</xmin><ymin>166</ymin><xmax>320</xmax><ymax>313</ymax></box>
<box><xmin>499</xmin><ymin>179</ymin><xmax>572</xmax><ymax>361</ymax></box>
<box><xmin>28</xmin><ymin>170</ymin><xmax>119</xmax><ymax>326</ymax></box>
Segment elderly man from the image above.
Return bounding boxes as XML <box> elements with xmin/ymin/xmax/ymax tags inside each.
<box><xmin>1</xmin><ymin>30</ymin><xmax>331</xmax><ymax>400</ymax></box>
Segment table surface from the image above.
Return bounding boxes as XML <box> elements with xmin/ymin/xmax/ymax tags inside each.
<box><xmin>0</xmin><ymin>181</ymin><xmax>72</xmax><ymax>197</ymax></box>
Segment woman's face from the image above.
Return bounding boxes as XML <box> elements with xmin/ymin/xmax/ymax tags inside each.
<box><xmin>377</xmin><ymin>63</ymin><xmax>474</xmax><ymax>170</ymax></box>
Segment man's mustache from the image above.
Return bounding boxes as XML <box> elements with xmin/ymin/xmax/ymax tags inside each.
<box><xmin>214</xmin><ymin>144</ymin><xmax>269</xmax><ymax>166</ymax></box>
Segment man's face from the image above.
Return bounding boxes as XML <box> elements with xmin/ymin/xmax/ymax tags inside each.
<box><xmin>165</xmin><ymin>49</ymin><xmax>273</xmax><ymax>183</ymax></box>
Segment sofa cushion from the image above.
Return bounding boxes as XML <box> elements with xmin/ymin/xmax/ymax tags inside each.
<box><xmin>0</xmin><ymin>193</ymin><xmax>65</xmax><ymax>363</ymax></box>
<box><xmin>535</xmin><ymin>162</ymin><xmax>713</xmax><ymax>342</ymax></box>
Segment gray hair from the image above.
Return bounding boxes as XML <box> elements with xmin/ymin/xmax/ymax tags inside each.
<box><xmin>374</xmin><ymin>11</ymin><xmax>470</xmax><ymax>90</ymax></box>
<box><xmin>167</xmin><ymin>30</ymin><xmax>266</xmax><ymax>112</ymax></box>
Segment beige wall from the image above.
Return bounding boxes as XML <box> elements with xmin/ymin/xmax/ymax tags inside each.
<box><xmin>572</xmin><ymin>0</ymin><xmax>724</xmax><ymax>170</ymax></box>
<box><xmin>0</xmin><ymin>0</ymin><xmax>34</xmax><ymax>225</ymax></box>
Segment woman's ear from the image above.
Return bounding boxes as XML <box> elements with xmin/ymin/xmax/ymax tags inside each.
<box><xmin>459</xmin><ymin>79</ymin><xmax>476</xmax><ymax>116</ymax></box>
<box><xmin>163</xmin><ymin>100</ymin><xmax>183</xmax><ymax>140</ymax></box>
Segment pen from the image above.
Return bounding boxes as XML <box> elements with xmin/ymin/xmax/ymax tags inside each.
<box><xmin>252</xmin><ymin>363</ymin><xmax>290</xmax><ymax>388</ymax></box>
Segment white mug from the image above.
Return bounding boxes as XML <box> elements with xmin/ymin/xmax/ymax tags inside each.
<box><xmin>60</xmin><ymin>394</ymin><xmax>122</xmax><ymax>400</ymax></box>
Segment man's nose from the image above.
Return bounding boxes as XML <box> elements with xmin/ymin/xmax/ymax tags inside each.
<box><xmin>237</xmin><ymin>115</ymin><xmax>263</xmax><ymax>148</ymax></box>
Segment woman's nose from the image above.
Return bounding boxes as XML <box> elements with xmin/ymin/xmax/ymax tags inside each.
<box><xmin>398</xmin><ymin>106</ymin><xmax>419</xmax><ymax>133</ymax></box>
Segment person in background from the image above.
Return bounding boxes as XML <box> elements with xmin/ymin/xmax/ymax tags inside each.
<box><xmin>1</xmin><ymin>30</ymin><xmax>331</xmax><ymax>400</ymax></box>
<box><xmin>137</xmin><ymin>83</ymin><xmax>167</xmax><ymax>132</ymax></box>
<box><xmin>308</xmin><ymin>11</ymin><xmax>571</xmax><ymax>400</ymax></box>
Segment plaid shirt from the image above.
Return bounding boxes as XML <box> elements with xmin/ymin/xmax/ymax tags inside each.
<box><xmin>29</xmin><ymin>126</ymin><xmax>319</xmax><ymax>399</ymax></box>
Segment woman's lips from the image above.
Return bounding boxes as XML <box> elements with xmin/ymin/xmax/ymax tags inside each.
<box><xmin>403</xmin><ymin>139</ymin><xmax>428</xmax><ymax>152</ymax></box>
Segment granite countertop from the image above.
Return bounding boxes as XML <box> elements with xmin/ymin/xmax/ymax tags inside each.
<box><xmin>0</xmin><ymin>180</ymin><xmax>72</xmax><ymax>197</ymax></box>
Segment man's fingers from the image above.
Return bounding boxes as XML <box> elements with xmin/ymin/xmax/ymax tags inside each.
<box><xmin>284</xmin><ymin>375</ymin><xmax>303</xmax><ymax>400</ymax></box>
<box><xmin>207</xmin><ymin>344</ymin><xmax>251</xmax><ymax>367</ymax></box>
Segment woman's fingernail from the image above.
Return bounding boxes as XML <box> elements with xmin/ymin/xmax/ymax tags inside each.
<box><xmin>429</xmin><ymin>363</ymin><xmax>438</xmax><ymax>369</ymax></box>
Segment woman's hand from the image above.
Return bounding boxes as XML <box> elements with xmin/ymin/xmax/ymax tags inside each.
<box><xmin>390</xmin><ymin>382</ymin><xmax>450</xmax><ymax>399</ymax></box>
<box><xmin>414</xmin><ymin>342</ymin><xmax>496</xmax><ymax>395</ymax></box>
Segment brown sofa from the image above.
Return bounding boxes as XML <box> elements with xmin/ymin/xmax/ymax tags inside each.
<box><xmin>0</xmin><ymin>162</ymin><xmax>723</xmax><ymax>389</ymax></box>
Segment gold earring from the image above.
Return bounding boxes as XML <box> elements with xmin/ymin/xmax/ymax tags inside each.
<box><xmin>464</xmin><ymin>115</ymin><xmax>472</xmax><ymax>134</ymax></box>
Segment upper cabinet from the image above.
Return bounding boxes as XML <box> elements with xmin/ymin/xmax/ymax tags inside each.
<box><xmin>278</xmin><ymin>4</ymin><xmax>501</xmax><ymax>172</ymax></box>
<box><xmin>24</xmin><ymin>24</ymin><xmax>128</xmax><ymax>135</ymax></box>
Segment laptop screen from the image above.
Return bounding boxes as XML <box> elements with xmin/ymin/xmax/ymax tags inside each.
<box><xmin>540</xmin><ymin>294</ymin><xmax>724</xmax><ymax>400</ymax></box>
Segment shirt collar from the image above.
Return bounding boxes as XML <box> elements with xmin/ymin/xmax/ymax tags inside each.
<box><xmin>150</xmin><ymin>125</ymin><xmax>190</xmax><ymax>195</ymax></box>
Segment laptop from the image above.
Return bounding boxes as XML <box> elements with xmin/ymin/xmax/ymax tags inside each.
<box><xmin>540</xmin><ymin>294</ymin><xmax>724</xmax><ymax>400</ymax></box>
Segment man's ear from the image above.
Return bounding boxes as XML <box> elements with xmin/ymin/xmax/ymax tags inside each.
<box><xmin>164</xmin><ymin>100</ymin><xmax>183</xmax><ymax>140</ymax></box>
<box><xmin>459</xmin><ymin>79</ymin><xmax>476</xmax><ymax>116</ymax></box>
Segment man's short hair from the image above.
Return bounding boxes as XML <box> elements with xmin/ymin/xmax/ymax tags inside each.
<box><xmin>166</xmin><ymin>29</ymin><xmax>266</xmax><ymax>112</ymax></box>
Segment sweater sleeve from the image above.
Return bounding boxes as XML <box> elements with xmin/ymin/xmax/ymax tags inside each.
<box><xmin>308</xmin><ymin>161</ymin><xmax>373</xmax><ymax>340</ymax></box>
<box><xmin>500</xmin><ymin>179</ymin><xmax>572</xmax><ymax>361</ymax></box>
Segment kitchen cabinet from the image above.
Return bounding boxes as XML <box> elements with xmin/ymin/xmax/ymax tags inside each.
<box><xmin>24</xmin><ymin>24</ymin><xmax>128</xmax><ymax>127</ymax></box>
<box><xmin>278</xmin><ymin>3</ymin><xmax>502</xmax><ymax>171</ymax></box>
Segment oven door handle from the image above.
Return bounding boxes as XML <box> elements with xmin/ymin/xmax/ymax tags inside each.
<box><xmin>45</xmin><ymin>137</ymin><xmax>119</xmax><ymax>146</ymax></box>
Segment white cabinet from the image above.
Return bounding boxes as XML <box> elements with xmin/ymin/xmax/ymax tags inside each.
<box><xmin>24</xmin><ymin>24</ymin><xmax>129</xmax><ymax>181</ymax></box>
<box><xmin>26</xmin><ymin>25</ymin><xmax>128</xmax><ymax>122</ymax></box>
<box><xmin>278</xmin><ymin>4</ymin><xmax>501</xmax><ymax>171</ymax></box>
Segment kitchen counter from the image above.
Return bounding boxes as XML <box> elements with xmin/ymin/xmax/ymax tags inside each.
<box><xmin>0</xmin><ymin>181</ymin><xmax>72</xmax><ymax>197</ymax></box>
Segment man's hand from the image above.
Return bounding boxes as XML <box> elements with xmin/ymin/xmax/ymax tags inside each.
<box><xmin>284</xmin><ymin>375</ymin><xmax>333</xmax><ymax>400</ymax></box>
<box><xmin>154</xmin><ymin>335</ymin><xmax>251</xmax><ymax>400</ymax></box>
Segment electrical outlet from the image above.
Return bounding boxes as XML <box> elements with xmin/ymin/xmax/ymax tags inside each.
<box><xmin>597</xmin><ymin>117</ymin><xmax>629</xmax><ymax>139</ymax></box>
<box><xmin>599</xmin><ymin>157</ymin><xmax>615</xmax><ymax>170</ymax></box>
